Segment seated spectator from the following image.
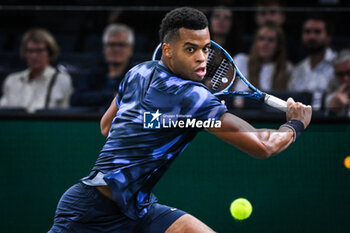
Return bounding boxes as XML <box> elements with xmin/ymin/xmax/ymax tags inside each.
<box><xmin>252</xmin><ymin>0</ymin><xmax>303</xmax><ymax>63</ymax></box>
<box><xmin>255</xmin><ymin>0</ymin><xmax>285</xmax><ymax>27</ymax></box>
<box><xmin>0</xmin><ymin>28</ymin><xmax>73</xmax><ymax>113</ymax></box>
<box><xmin>288</xmin><ymin>15</ymin><xmax>337</xmax><ymax>110</ymax></box>
<box><xmin>209</xmin><ymin>6</ymin><xmax>243</xmax><ymax>56</ymax></box>
<box><xmin>233</xmin><ymin>23</ymin><xmax>292</xmax><ymax>108</ymax></box>
<box><xmin>325</xmin><ymin>49</ymin><xmax>350</xmax><ymax>117</ymax></box>
<box><xmin>71</xmin><ymin>24</ymin><xmax>134</xmax><ymax>111</ymax></box>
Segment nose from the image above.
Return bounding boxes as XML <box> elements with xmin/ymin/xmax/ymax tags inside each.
<box><xmin>304</xmin><ymin>31</ymin><xmax>319</xmax><ymax>41</ymax></box>
<box><xmin>26</xmin><ymin>53</ymin><xmax>38</xmax><ymax>61</ymax></box>
<box><xmin>308</xmin><ymin>33</ymin><xmax>317</xmax><ymax>40</ymax></box>
<box><xmin>196</xmin><ymin>50</ymin><xmax>207</xmax><ymax>63</ymax></box>
<box><xmin>265</xmin><ymin>15</ymin><xmax>274</xmax><ymax>22</ymax></box>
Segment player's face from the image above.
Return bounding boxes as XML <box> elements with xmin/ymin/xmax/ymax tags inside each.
<box><xmin>255</xmin><ymin>5</ymin><xmax>285</xmax><ymax>26</ymax></box>
<box><xmin>256</xmin><ymin>27</ymin><xmax>278</xmax><ymax>62</ymax></box>
<box><xmin>168</xmin><ymin>27</ymin><xmax>211</xmax><ymax>82</ymax></box>
<box><xmin>302</xmin><ymin>20</ymin><xmax>330</xmax><ymax>55</ymax></box>
<box><xmin>25</xmin><ymin>41</ymin><xmax>50</xmax><ymax>72</ymax></box>
<box><xmin>104</xmin><ymin>32</ymin><xmax>133</xmax><ymax>65</ymax></box>
<box><xmin>335</xmin><ymin>59</ymin><xmax>350</xmax><ymax>87</ymax></box>
<box><xmin>210</xmin><ymin>9</ymin><xmax>232</xmax><ymax>36</ymax></box>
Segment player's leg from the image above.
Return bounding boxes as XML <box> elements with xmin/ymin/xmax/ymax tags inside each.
<box><xmin>48</xmin><ymin>182</ymin><xmax>135</xmax><ymax>233</ymax></box>
<box><xmin>138</xmin><ymin>203</ymin><xmax>216</xmax><ymax>233</ymax></box>
<box><xmin>165</xmin><ymin>214</ymin><xmax>216</xmax><ymax>233</ymax></box>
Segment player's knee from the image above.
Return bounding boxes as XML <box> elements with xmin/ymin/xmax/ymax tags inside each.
<box><xmin>165</xmin><ymin>214</ymin><xmax>216</xmax><ymax>233</ymax></box>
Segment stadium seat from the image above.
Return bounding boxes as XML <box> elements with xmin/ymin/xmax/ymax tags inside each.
<box><xmin>83</xmin><ymin>34</ymin><xmax>102</xmax><ymax>52</ymax></box>
<box><xmin>332</xmin><ymin>35</ymin><xmax>350</xmax><ymax>51</ymax></box>
<box><xmin>69</xmin><ymin>71</ymin><xmax>91</xmax><ymax>90</ymax></box>
<box><xmin>0</xmin><ymin>107</ymin><xmax>27</xmax><ymax>113</ymax></box>
<box><xmin>54</xmin><ymin>33</ymin><xmax>78</xmax><ymax>53</ymax></box>
<box><xmin>35</xmin><ymin>106</ymin><xmax>102</xmax><ymax>114</ymax></box>
<box><xmin>56</xmin><ymin>52</ymin><xmax>101</xmax><ymax>74</ymax></box>
<box><xmin>56</xmin><ymin>52</ymin><xmax>102</xmax><ymax>91</ymax></box>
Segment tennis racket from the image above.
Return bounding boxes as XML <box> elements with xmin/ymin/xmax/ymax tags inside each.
<box><xmin>152</xmin><ymin>40</ymin><xmax>287</xmax><ymax>112</ymax></box>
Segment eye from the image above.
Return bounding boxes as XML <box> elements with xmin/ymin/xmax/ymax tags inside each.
<box><xmin>203</xmin><ymin>46</ymin><xmax>210</xmax><ymax>53</ymax></box>
<box><xmin>186</xmin><ymin>47</ymin><xmax>195</xmax><ymax>53</ymax></box>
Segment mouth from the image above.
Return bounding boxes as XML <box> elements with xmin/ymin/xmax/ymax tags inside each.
<box><xmin>194</xmin><ymin>66</ymin><xmax>206</xmax><ymax>78</ymax></box>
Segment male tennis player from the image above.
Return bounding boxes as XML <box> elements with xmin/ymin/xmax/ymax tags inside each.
<box><xmin>49</xmin><ymin>7</ymin><xmax>312</xmax><ymax>233</ymax></box>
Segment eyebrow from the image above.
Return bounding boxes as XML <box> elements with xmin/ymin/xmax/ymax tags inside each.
<box><xmin>183</xmin><ymin>42</ymin><xmax>211</xmax><ymax>47</ymax></box>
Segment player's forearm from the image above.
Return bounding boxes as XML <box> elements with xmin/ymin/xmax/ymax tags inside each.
<box><xmin>209</xmin><ymin>113</ymin><xmax>294</xmax><ymax>159</ymax></box>
<box><xmin>100</xmin><ymin>99</ymin><xmax>118</xmax><ymax>136</ymax></box>
<box><xmin>211</xmin><ymin>129</ymin><xmax>292</xmax><ymax>159</ymax></box>
<box><xmin>254</xmin><ymin>127</ymin><xmax>294</xmax><ymax>158</ymax></box>
<box><xmin>221</xmin><ymin>129</ymin><xmax>293</xmax><ymax>159</ymax></box>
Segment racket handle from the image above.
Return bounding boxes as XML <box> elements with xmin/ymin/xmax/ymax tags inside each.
<box><xmin>264</xmin><ymin>94</ymin><xmax>287</xmax><ymax>112</ymax></box>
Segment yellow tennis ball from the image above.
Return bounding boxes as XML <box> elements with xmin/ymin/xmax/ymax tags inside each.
<box><xmin>344</xmin><ymin>156</ymin><xmax>350</xmax><ymax>169</ymax></box>
<box><xmin>230</xmin><ymin>198</ymin><xmax>252</xmax><ymax>220</ymax></box>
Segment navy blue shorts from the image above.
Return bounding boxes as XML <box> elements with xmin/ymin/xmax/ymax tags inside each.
<box><xmin>48</xmin><ymin>182</ymin><xmax>186</xmax><ymax>233</ymax></box>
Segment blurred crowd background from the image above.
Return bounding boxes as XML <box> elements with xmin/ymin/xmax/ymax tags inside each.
<box><xmin>0</xmin><ymin>0</ymin><xmax>349</xmax><ymax>118</ymax></box>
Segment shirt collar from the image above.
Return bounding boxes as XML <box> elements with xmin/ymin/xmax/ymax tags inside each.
<box><xmin>304</xmin><ymin>47</ymin><xmax>337</xmax><ymax>69</ymax></box>
<box><xmin>158</xmin><ymin>60</ymin><xmax>169</xmax><ymax>71</ymax></box>
<box><xmin>23</xmin><ymin>66</ymin><xmax>54</xmax><ymax>82</ymax></box>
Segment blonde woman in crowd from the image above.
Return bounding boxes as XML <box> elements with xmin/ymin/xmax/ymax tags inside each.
<box><xmin>233</xmin><ymin>23</ymin><xmax>293</xmax><ymax>108</ymax></box>
<box><xmin>0</xmin><ymin>28</ymin><xmax>73</xmax><ymax>113</ymax></box>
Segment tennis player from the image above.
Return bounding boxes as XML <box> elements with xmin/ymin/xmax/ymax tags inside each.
<box><xmin>48</xmin><ymin>7</ymin><xmax>312</xmax><ymax>233</ymax></box>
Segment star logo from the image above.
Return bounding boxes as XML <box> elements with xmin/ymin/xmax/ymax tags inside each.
<box><xmin>143</xmin><ymin>109</ymin><xmax>162</xmax><ymax>129</ymax></box>
<box><xmin>151</xmin><ymin>109</ymin><xmax>161</xmax><ymax>122</ymax></box>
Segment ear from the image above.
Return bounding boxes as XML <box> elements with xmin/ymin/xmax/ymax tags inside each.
<box><xmin>162</xmin><ymin>43</ymin><xmax>173</xmax><ymax>58</ymax></box>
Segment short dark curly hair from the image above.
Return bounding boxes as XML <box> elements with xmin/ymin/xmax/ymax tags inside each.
<box><xmin>159</xmin><ymin>7</ymin><xmax>208</xmax><ymax>43</ymax></box>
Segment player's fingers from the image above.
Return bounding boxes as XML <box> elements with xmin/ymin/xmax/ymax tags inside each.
<box><xmin>291</xmin><ymin>101</ymin><xmax>304</xmax><ymax>111</ymax></box>
<box><xmin>286</xmin><ymin>97</ymin><xmax>295</xmax><ymax>107</ymax></box>
<box><xmin>294</xmin><ymin>100</ymin><xmax>310</xmax><ymax>108</ymax></box>
<box><xmin>303</xmin><ymin>104</ymin><xmax>312</xmax><ymax>113</ymax></box>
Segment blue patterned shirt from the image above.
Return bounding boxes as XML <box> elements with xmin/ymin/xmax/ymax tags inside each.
<box><xmin>82</xmin><ymin>60</ymin><xmax>227</xmax><ymax>220</ymax></box>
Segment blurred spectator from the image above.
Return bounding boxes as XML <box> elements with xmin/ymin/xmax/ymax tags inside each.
<box><xmin>233</xmin><ymin>23</ymin><xmax>292</xmax><ymax>108</ymax></box>
<box><xmin>255</xmin><ymin>0</ymin><xmax>285</xmax><ymax>27</ymax></box>
<box><xmin>0</xmin><ymin>28</ymin><xmax>73</xmax><ymax>113</ymax></box>
<box><xmin>209</xmin><ymin>6</ymin><xmax>243</xmax><ymax>55</ymax></box>
<box><xmin>252</xmin><ymin>0</ymin><xmax>303</xmax><ymax>63</ymax></box>
<box><xmin>288</xmin><ymin>15</ymin><xmax>337</xmax><ymax>110</ymax></box>
<box><xmin>325</xmin><ymin>49</ymin><xmax>350</xmax><ymax>116</ymax></box>
<box><xmin>71</xmin><ymin>24</ymin><xmax>134</xmax><ymax>111</ymax></box>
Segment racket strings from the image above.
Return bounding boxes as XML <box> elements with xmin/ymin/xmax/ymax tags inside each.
<box><xmin>206</xmin><ymin>49</ymin><xmax>216</xmax><ymax>77</ymax></box>
<box><xmin>205</xmin><ymin>48</ymin><xmax>231</xmax><ymax>91</ymax></box>
<box><xmin>211</xmin><ymin>59</ymin><xmax>230</xmax><ymax>91</ymax></box>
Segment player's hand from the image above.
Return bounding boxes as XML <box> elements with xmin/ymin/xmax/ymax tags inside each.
<box><xmin>286</xmin><ymin>98</ymin><xmax>312</xmax><ymax>128</ymax></box>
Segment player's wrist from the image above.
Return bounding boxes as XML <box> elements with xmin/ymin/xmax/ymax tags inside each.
<box><xmin>280</xmin><ymin>119</ymin><xmax>305</xmax><ymax>142</ymax></box>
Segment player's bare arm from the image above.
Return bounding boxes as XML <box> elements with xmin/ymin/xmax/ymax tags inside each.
<box><xmin>208</xmin><ymin>98</ymin><xmax>312</xmax><ymax>159</ymax></box>
<box><xmin>100</xmin><ymin>98</ymin><xmax>119</xmax><ymax>136</ymax></box>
